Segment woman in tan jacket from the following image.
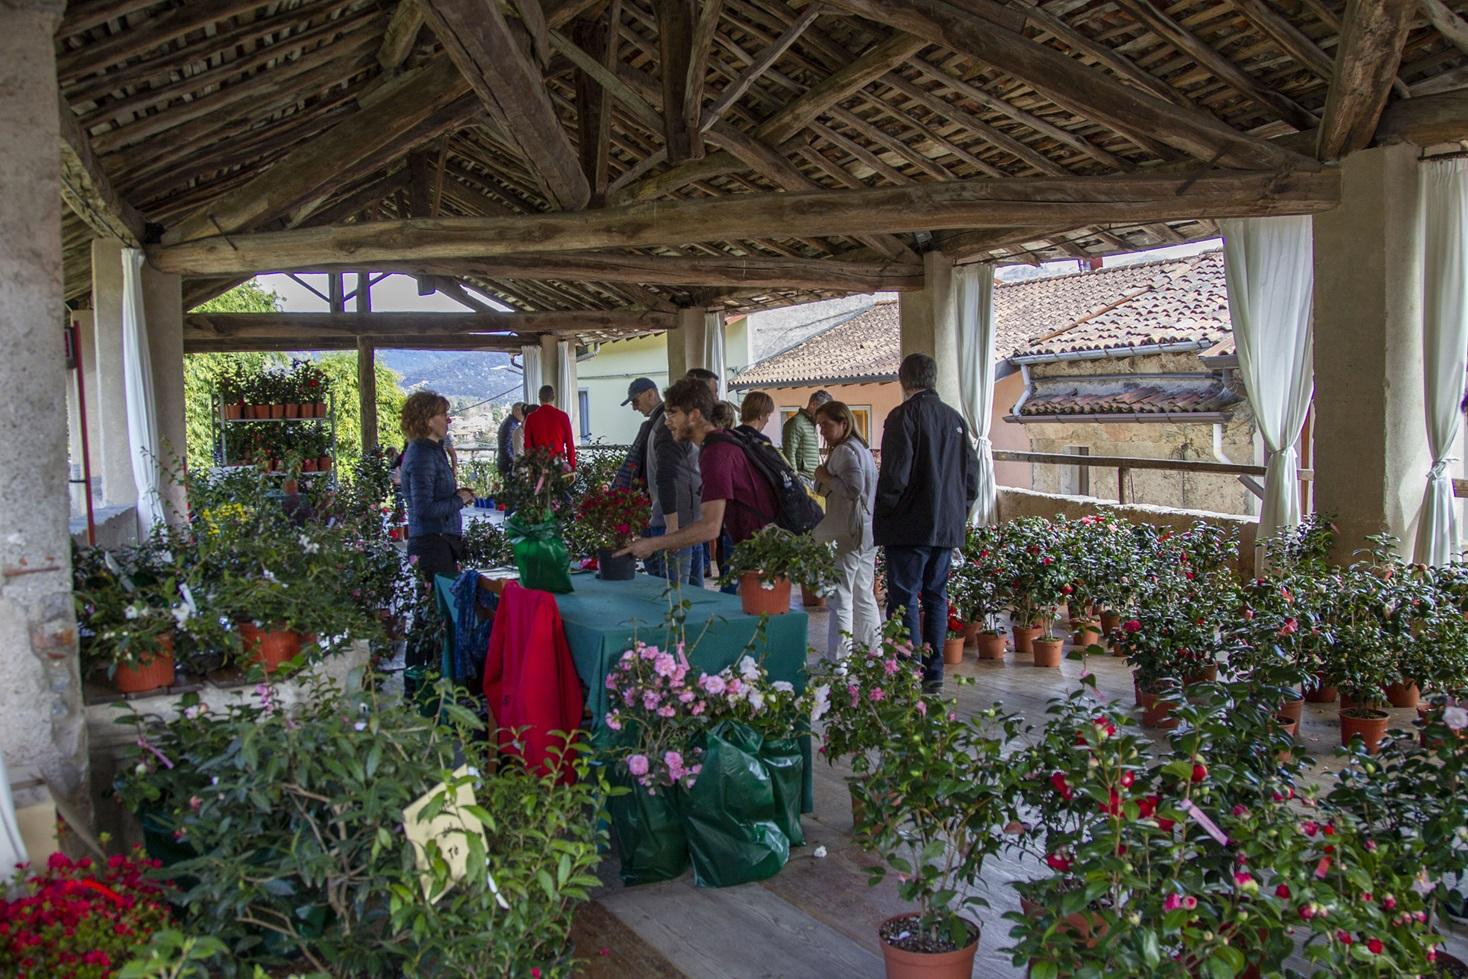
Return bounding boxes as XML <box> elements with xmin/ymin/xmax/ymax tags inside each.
<box><xmin>812</xmin><ymin>401</ymin><xmax>879</xmax><ymax>657</ymax></box>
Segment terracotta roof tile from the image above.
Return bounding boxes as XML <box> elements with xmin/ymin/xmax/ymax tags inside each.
<box><xmin>1016</xmin><ymin>377</ymin><xmax>1241</xmax><ymax>418</ymax></box>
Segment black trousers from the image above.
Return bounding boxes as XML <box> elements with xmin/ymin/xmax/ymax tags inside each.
<box><xmin>408</xmin><ymin>533</ymin><xmax>464</xmax><ymax>586</ymax></box>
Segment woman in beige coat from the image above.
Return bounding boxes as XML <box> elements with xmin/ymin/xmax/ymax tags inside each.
<box><xmin>813</xmin><ymin>401</ymin><xmax>880</xmax><ymax>656</ymax></box>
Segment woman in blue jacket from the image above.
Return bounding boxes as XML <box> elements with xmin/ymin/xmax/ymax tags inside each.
<box><xmin>399</xmin><ymin>391</ymin><xmax>474</xmax><ymax>585</ymax></box>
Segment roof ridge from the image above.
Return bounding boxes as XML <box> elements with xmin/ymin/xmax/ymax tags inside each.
<box><xmin>995</xmin><ymin>246</ymin><xmax>1220</xmax><ymax>291</ymax></box>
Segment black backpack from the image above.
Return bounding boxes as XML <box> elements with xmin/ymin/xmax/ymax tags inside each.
<box><xmin>704</xmin><ymin>429</ymin><xmax>824</xmax><ymax>535</ymax></box>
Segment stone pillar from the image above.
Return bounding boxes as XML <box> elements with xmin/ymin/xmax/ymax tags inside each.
<box><xmin>0</xmin><ymin>0</ymin><xmax>89</xmax><ymax>823</ymax></box>
<box><xmin>90</xmin><ymin>238</ymin><xmax>135</xmax><ymax>507</ymax></box>
<box><xmin>679</xmin><ymin>307</ymin><xmax>708</xmax><ymax>373</ymax></box>
<box><xmin>898</xmin><ymin>250</ymin><xmax>961</xmax><ymax>406</ymax></box>
<box><xmin>1312</xmin><ymin>142</ymin><xmax>1428</xmax><ymax>561</ymax></box>
<box><xmin>143</xmin><ymin>265</ymin><xmax>187</xmax><ymax>524</ymax></box>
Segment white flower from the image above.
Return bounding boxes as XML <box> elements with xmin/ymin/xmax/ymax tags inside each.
<box><xmin>813</xmin><ymin>846</ymin><xmax>827</xmax><ymax>859</ymax></box>
<box><xmin>771</xmin><ymin>680</ymin><xmax>794</xmax><ymax>694</ymax></box>
<box><xmin>354</xmin><ymin>721</ymin><xmax>367</xmax><ymax>732</ymax></box>
<box><xmin>738</xmin><ymin>656</ymin><xmax>760</xmax><ymax>680</ymax></box>
<box><xmin>171</xmin><ymin>604</ymin><xmax>192</xmax><ymax>628</ymax></box>
<box><xmin>746</xmin><ymin>690</ymin><xmax>766</xmax><ymax>711</ymax></box>
<box><xmin>124</xmin><ymin>604</ymin><xmax>144</xmax><ymax>621</ymax></box>
<box><xmin>1412</xmin><ymin>871</ymin><xmax>1437</xmax><ymax>896</ymax></box>
<box><xmin>809</xmin><ymin>684</ymin><xmax>831</xmax><ymax>724</ymax></box>
<box><xmin>299</xmin><ymin>534</ymin><xmax>321</xmax><ymax>555</ymax></box>
<box><xmin>759</xmin><ymin>580</ymin><xmax>775</xmax><ymax>591</ymax></box>
<box><xmin>1442</xmin><ymin>705</ymin><xmax>1468</xmax><ymax>731</ymax></box>
<box><xmin>261</xmin><ymin>569</ymin><xmax>278</xmax><ymax>582</ymax></box>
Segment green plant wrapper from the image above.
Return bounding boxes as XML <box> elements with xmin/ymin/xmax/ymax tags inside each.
<box><xmin>759</xmin><ymin>736</ymin><xmax>806</xmax><ymax>848</ymax></box>
<box><xmin>505</xmin><ymin>514</ymin><xmax>573</xmax><ymax>594</ymax></box>
<box><xmin>608</xmin><ymin>771</ymin><xmax>689</xmax><ymax>886</ymax></box>
<box><xmin>679</xmin><ymin>720</ymin><xmax>790</xmax><ymax>887</ymax></box>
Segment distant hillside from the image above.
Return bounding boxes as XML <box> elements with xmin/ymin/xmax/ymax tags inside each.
<box><xmin>377</xmin><ymin>350</ymin><xmax>522</xmax><ymax>402</ymax></box>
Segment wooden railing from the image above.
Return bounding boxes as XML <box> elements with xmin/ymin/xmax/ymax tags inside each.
<box><xmin>993</xmin><ymin>449</ymin><xmax>1315</xmax><ymax>506</ymax></box>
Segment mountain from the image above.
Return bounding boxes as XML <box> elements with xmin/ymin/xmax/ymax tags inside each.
<box><xmin>377</xmin><ymin>349</ymin><xmax>522</xmax><ymax>402</ymax></box>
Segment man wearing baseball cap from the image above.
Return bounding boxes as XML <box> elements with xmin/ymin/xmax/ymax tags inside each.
<box><xmin>618</xmin><ymin>377</ymin><xmax>702</xmax><ymax>586</ymax></box>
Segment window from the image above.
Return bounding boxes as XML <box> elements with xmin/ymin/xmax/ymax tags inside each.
<box><xmin>578</xmin><ymin>388</ymin><xmax>591</xmax><ymax>439</ymax></box>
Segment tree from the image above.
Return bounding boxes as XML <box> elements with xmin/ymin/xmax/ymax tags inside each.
<box><xmin>183</xmin><ymin>281</ymin><xmax>406</xmax><ymax>475</ymax></box>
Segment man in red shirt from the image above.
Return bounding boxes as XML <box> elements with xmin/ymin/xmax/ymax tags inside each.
<box><xmin>621</xmin><ymin>378</ymin><xmax>775</xmax><ymax>565</ymax></box>
<box><xmin>521</xmin><ymin>384</ymin><xmax>577</xmax><ymax>469</ymax></box>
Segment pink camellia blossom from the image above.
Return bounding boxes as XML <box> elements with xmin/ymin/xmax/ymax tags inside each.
<box><xmin>848</xmin><ymin>684</ymin><xmax>860</xmax><ymax>707</ymax></box>
<box><xmin>678</xmin><ymin>689</ymin><xmax>696</xmax><ymax>704</ymax></box>
<box><xmin>883</xmin><ymin>659</ymin><xmax>899</xmax><ymax>675</ymax></box>
<box><xmin>1442</xmin><ymin>705</ymin><xmax>1468</xmax><ymax>730</ymax></box>
<box><xmin>869</xmin><ymin>687</ymin><xmax>886</xmax><ymax>702</ymax></box>
<box><xmin>640</xmin><ymin>644</ymin><xmax>659</xmax><ymax>661</ymax></box>
<box><xmin>627</xmin><ymin>754</ymin><xmax>649</xmax><ymax>777</ymax></box>
<box><xmin>656</xmin><ymin>705</ymin><xmax>676</xmax><ymax>718</ymax></box>
<box><xmin>1164</xmin><ymin>893</ymin><xmax>1183</xmax><ymax>911</ymax></box>
<box><xmin>726</xmin><ymin>677</ymin><xmax>743</xmax><ymax>695</ymax></box>
<box><xmin>916</xmin><ymin>700</ymin><xmax>927</xmax><ymax>717</ymax></box>
<box><xmin>690</xmin><ymin>701</ymin><xmax>706</xmax><ymax>716</ymax></box>
<box><xmin>701</xmin><ymin>674</ymin><xmax>727</xmax><ymax>695</ymax></box>
<box><xmin>664</xmin><ymin>751</ymin><xmax>686</xmax><ymax>781</ymax></box>
<box><xmin>642</xmin><ymin>692</ymin><xmax>662</xmax><ymax>711</ymax></box>
<box><xmin>653</xmin><ymin>652</ymin><xmax>677</xmax><ymax>677</ymax></box>
<box><xmin>605</xmin><ymin>713</ymin><xmax>623</xmax><ymax>731</ymax></box>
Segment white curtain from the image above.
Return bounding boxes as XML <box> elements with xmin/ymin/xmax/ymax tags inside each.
<box><xmin>1415</xmin><ymin>159</ymin><xmax>1468</xmax><ymax>565</ymax></box>
<box><xmin>121</xmin><ymin>248</ymin><xmax>165</xmax><ymax>531</ymax></box>
<box><xmin>703</xmin><ymin>311</ymin><xmax>727</xmax><ymax>399</ymax></box>
<box><xmin>520</xmin><ymin>344</ymin><xmax>542</xmax><ymax>404</ymax></box>
<box><xmin>556</xmin><ymin>339</ymin><xmax>578</xmax><ymax>441</ymax></box>
<box><xmin>1220</xmin><ymin>217</ymin><xmax>1315</xmax><ymax>561</ymax></box>
<box><xmin>0</xmin><ymin>752</ymin><xmax>26</xmax><ymax>895</ymax></box>
<box><xmin>956</xmin><ymin>263</ymin><xmax>997</xmax><ymax>525</ymax></box>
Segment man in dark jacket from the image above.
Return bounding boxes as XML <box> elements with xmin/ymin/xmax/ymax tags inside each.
<box><xmin>496</xmin><ymin>402</ymin><xmax>524</xmax><ymax>477</ymax></box>
<box><xmin>874</xmin><ymin>353</ymin><xmax>979</xmax><ymax>691</ymax></box>
<box><xmin>622</xmin><ymin>377</ymin><xmax>704</xmax><ymax>586</ymax></box>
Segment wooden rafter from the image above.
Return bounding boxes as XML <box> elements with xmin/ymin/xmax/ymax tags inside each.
<box><xmin>161</xmin><ymin>58</ymin><xmax>473</xmax><ymax>243</ymax></box>
<box><xmin>418</xmin><ymin>0</ymin><xmax>590</xmax><ymax>210</ymax></box>
<box><xmin>655</xmin><ymin>0</ymin><xmax>703</xmax><ymax>162</ymax></box>
<box><xmin>377</xmin><ymin>0</ymin><xmax>424</xmax><ymax>69</ymax></box>
<box><xmin>58</xmin><ymin>98</ymin><xmax>146</xmax><ymax>245</ymax></box>
<box><xmin>1317</xmin><ymin>0</ymin><xmax>1416</xmax><ymax>160</ymax></box>
<box><xmin>823</xmin><ymin>0</ymin><xmax>1316</xmax><ymax>171</ymax></box>
<box><xmin>1228</xmin><ymin>0</ymin><xmax>1336</xmax><ymax>81</ymax></box>
<box><xmin>150</xmin><ymin>168</ymin><xmax>1341</xmax><ymax>276</ymax></box>
<box><xmin>184</xmin><ymin>310</ymin><xmax>676</xmax><ymax>339</ymax></box>
<box><xmin>573</xmin><ymin>6</ymin><xmax>618</xmax><ymax>204</ymax></box>
<box><xmin>700</xmin><ymin>3</ymin><xmax>821</xmax><ymax>133</ymax></box>
<box><xmin>1419</xmin><ymin>0</ymin><xmax>1468</xmax><ymax>57</ymax></box>
<box><xmin>684</xmin><ymin>0</ymin><xmax>727</xmax><ymax>142</ymax></box>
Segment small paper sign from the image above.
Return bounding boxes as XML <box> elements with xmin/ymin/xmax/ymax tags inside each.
<box><xmin>1179</xmin><ymin>799</ymin><xmax>1230</xmax><ymax>846</ymax></box>
<box><xmin>403</xmin><ymin>765</ymin><xmax>487</xmax><ymax>903</ymax></box>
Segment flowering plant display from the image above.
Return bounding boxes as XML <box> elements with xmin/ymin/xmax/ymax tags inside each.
<box><xmin>952</xmin><ymin>525</ymin><xmax>1006</xmax><ymax>633</ymax></box>
<box><xmin>718</xmin><ymin>525</ymin><xmax>838</xmax><ymax>592</ymax></box>
<box><xmin>0</xmin><ymin>849</ymin><xmax>170</xmax><ymax>978</ymax></box>
<box><xmin>576</xmin><ymin>485</ymin><xmax>652</xmax><ymax>553</ymax></box>
<box><xmin>996</xmin><ymin>517</ymin><xmax>1070</xmax><ymax>635</ymax></box>
<box><xmin>505</xmin><ymin>446</ymin><xmax>575</xmax><ymax>524</ymax></box>
<box><xmin>806</xmin><ymin>617</ymin><xmax>927</xmax><ymax>779</ymax></box>
<box><xmin>72</xmin><ymin>535</ymin><xmax>202</xmax><ymax>677</ymax></box>
<box><xmin>1061</xmin><ymin>512</ymin><xmax>1141</xmax><ymax>620</ymax></box>
<box><xmin>462</xmin><ymin>518</ymin><xmax>514</xmax><ymax>567</ymax></box>
<box><xmin>1115</xmin><ymin>583</ymin><xmax>1231</xmax><ymax>692</ymax></box>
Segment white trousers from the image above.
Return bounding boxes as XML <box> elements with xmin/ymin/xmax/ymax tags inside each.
<box><xmin>826</xmin><ymin>545</ymin><xmax>880</xmax><ymax>658</ymax></box>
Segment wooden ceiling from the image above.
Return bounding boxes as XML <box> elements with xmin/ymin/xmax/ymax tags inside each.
<box><xmin>54</xmin><ymin>0</ymin><xmax>1468</xmax><ymax>330</ymax></box>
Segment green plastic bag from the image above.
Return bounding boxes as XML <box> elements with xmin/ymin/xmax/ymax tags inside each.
<box><xmin>505</xmin><ymin>513</ymin><xmax>573</xmax><ymax>593</ymax></box>
<box><xmin>759</xmin><ymin>737</ymin><xmax>806</xmax><ymax>848</ymax></box>
<box><xmin>679</xmin><ymin>720</ymin><xmax>790</xmax><ymax>888</ymax></box>
<box><xmin>608</xmin><ymin>771</ymin><xmax>689</xmax><ymax>886</ymax></box>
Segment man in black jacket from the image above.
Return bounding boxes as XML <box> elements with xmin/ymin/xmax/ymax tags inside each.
<box><xmin>874</xmin><ymin>353</ymin><xmax>979</xmax><ymax>690</ymax></box>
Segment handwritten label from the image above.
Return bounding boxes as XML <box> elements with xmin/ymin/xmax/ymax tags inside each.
<box><xmin>403</xmin><ymin>765</ymin><xmax>494</xmax><ymax>904</ymax></box>
<box><xmin>1179</xmin><ymin>799</ymin><xmax>1229</xmax><ymax>846</ymax></box>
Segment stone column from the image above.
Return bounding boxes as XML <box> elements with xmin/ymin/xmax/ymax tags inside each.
<box><xmin>0</xmin><ymin>0</ymin><xmax>89</xmax><ymax>823</ymax></box>
<box><xmin>679</xmin><ymin>306</ymin><xmax>708</xmax><ymax>373</ymax></box>
<box><xmin>90</xmin><ymin>238</ymin><xmax>135</xmax><ymax>507</ymax></box>
<box><xmin>143</xmin><ymin>264</ymin><xmax>187</xmax><ymax>524</ymax></box>
<box><xmin>898</xmin><ymin>250</ymin><xmax>961</xmax><ymax>406</ymax></box>
<box><xmin>1312</xmin><ymin>142</ymin><xmax>1428</xmax><ymax>561</ymax></box>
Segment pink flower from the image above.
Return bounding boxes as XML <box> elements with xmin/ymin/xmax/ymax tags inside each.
<box><xmin>883</xmin><ymin>659</ymin><xmax>899</xmax><ymax>675</ymax></box>
<box><xmin>678</xmin><ymin>690</ymin><xmax>696</xmax><ymax>704</ymax></box>
<box><xmin>916</xmin><ymin>701</ymin><xmax>927</xmax><ymax>717</ymax></box>
<box><xmin>664</xmin><ymin>751</ymin><xmax>686</xmax><ymax>781</ymax></box>
<box><xmin>869</xmin><ymin>687</ymin><xmax>886</xmax><ymax>702</ymax></box>
<box><xmin>656</xmin><ymin>705</ymin><xmax>675</xmax><ymax>718</ymax></box>
<box><xmin>848</xmin><ymin>684</ymin><xmax>860</xmax><ymax>707</ymax></box>
<box><xmin>627</xmin><ymin>754</ymin><xmax>649</xmax><ymax>777</ymax></box>
<box><xmin>1164</xmin><ymin>893</ymin><xmax>1183</xmax><ymax>911</ymax></box>
<box><xmin>605</xmin><ymin>713</ymin><xmax>623</xmax><ymax>731</ymax></box>
<box><xmin>642</xmin><ymin>692</ymin><xmax>662</xmax><ymax>711</ymax></box>
<box><xmin>701</xmin><ymin>674</ymin><xmax>727</xmax><ymax>695</ymax></box>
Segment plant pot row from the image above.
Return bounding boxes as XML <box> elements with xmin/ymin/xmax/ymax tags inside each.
<box><xmin>225</xmin><ymin>402</ymin><xmax>329</xmax><ymax>420</ymax></box>
<box><xmin>254</xmin><ymin>456</ymin><xmax>333</xmax><ymax>474</ymax></box>
<box><xmin>109</xmin><ymin>624</ymin><xmax>307</xmax><ymax>696</ymax></box>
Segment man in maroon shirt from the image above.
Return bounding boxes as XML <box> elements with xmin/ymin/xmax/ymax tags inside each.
<box><xmin>521</xmin><ymin>384</ymin><xmax>577</xmax><ymax>469</ymax></box>
<box><xmin>621</xmin><ymin>378</ymin><xmax>775</xmax><ymax>564</ymax></box>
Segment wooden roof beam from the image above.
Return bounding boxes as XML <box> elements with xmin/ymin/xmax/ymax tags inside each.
<box><xmin>684</xmin><ymin>0</ymin><xmax>726</xmax><ymax>142</ymax></box>
<box><xmin>418</xmin><ymin>0</ymin><xmax>590</xmax><ymax>210</ymax></box>
<box><xmin>378</xmin><ymin>0</ymin><xmax>425</xmax><ymax>69</ymax></box>
<box><xmin>655</xmin><ymin>0</ymin><xmax>703</xmax><ymax>162</ymax></box>
<box><xmin>184</xmin><ymin>310</ymin><xmax>675</xmax><ymax>339</ymax></box>
<box><xmin>826</xmin><ymin>0</ymin><xmax>1317</xmax><ymax>172</ymax></box>
<box><xmin>185</xmin><ymin>335</ymin><xmax>525</xmax><ymax>353</ymax></box>
<box><xmin>58</xmin><ymin>98</ymin><xmax>147</xmax><ymax>246</ymax></box>
<box><xmin>162</xmin><ymin>58</ymin><xmax>474</xmax><ymax>243</ymax></box>
<box><xmin>699</xmin><ymin>3</ymin><xmax>820</xmax><ymax>133</ymax></box>
<box><xmin>1317</xmin><ymin>0</ymin><xmax>1415</xmax><ymax>161</ymax></box>
<box><xmin>151</xmin><ymin>168</ymin><xmax>1341</xmax><ymax>276</ymax></box>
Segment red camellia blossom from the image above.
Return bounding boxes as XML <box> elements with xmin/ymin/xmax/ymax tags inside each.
<box><xmin>1190</xmin><ymin>763</ymin><xmax>1208</xmax><ymax>783</ymax></box>
<box><xmin>1050</xmin><ymin>771</ymin><xmax>1074</xmax><ymax>801</ymax></box>
<box><xmin>1275</xmin><ymin>883</ymin><xmax>1291</xmax><ymax>899</ymax></box>
<box><xmin>1366</xmin><ymin>937</ymin><xmax>1384</xmax><ymax>955</ymax></box>
<box><xmin>1123</xmin><ymin>619</ymin><xmax>1142</xmax><ymax>633</ymax></box>
<box><xmin>1045</xmin><ymin>852</ymin><xmax>1074</xmax><ymax>873</ymax></box>
<box><xmin>1119</xmin><ymin>770</ymin><xmax>1135</xmax><ymax>789</ymax></box>
<box><xmin>1336</xmin><ymin>931</ymin><xmax>1353</xmax><ymax>945</ymax></box>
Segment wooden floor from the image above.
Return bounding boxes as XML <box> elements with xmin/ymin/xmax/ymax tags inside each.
<box><xmin>570</xmin><ymin>604</ymin><xmax>1468</xmax><ymax>979</ymax></box>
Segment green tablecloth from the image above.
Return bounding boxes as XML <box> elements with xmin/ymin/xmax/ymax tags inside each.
<box><xmin>443</xmin><ymin>571</ymin><xmax>813</xmax><ymax>812</ymax></box>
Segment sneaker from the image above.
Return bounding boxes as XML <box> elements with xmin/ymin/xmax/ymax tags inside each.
<box><xmin>922</xmin><ymin>679</ymin><xmax>944</xmax><ymax>695</ymax></box>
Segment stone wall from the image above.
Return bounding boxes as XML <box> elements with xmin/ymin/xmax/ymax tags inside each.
<box><xmin>1017</xmin><ymin>353</ymin><xmax>1257</xmax><ymax>516</ymax></box>
<box><xmin>997</xmin><ymin>486</ymin><xmax>1258</xmax><ymax>578</ymax></box>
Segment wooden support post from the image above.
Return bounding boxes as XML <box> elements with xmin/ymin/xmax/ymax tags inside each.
<box><xmin>328</xmin><ymin>272</ymin><xmax>345</xmax><ymax>313</ymax></box>
<box><xmin>358</xmin><ymin>337</ymin><xmax>378</xmax><ymax>453</ymax></box>
<box><xmin>1117</xmin><ymin>467</ymin><xmax>1127</xmax><ymax>506</ymax></box>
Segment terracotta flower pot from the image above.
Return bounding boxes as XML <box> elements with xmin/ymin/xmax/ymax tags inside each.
<box><xmin>318</xmin><ymin>456</ymin><xmax>332</xmax><ymax>472</ymax></box>
<box><xmin>977</xmin><ymin>631</ymin><xmax>1006</xmax><ymax>660</ymax></box>
<box><xmin>1139</xmin><ymin>688</ymin><xmax>1180</xmax><ymax>730</ymax></box>
<box><xmin>1183</xmin><ymin>663</ymin><xmax>1218</xmax><ymax>686</ymax></box>
<box><xmin>1304</xmin><ymin>678</ymin><xmax>1338</xmax><ymax>704</ymax></box>
<box><xmin>1276</xmin><ymin>713</ymin><xmax>1299</xmax><ymax>740</ymax></box>
<box><xmin>1383</xmin><ymin>680</ymin><xmax>1420</xmax><ymax>709</ymax></box>
<box><xmin>1011</xmin><ymin>623</ymin><xmax>1041</xmax><ymax>654</ymax></box>
<box><xmin>301</xmin><ymin>458</ymin><xmax>318</xmax><ymax>473</ymax></box>
<box><xmin>239</xmin><ymin>622</ymin><xmax>303</xmax><ymax>674</ymax></box>
<box><xmin>739</xmin><ymin>573</ymin><xmax>790</xmax><ymax>616</ymax></box>
<box><xmin>1277</xmin><ymin>690</ymin><xmax>1304</xmax><ymax>725</ymax></box>
<box><xmin>1100</xmin><ymin>610</ymin><xmax>1121</xmax><ymax>634</ymax></box>
<box><xmin>1031</xmin><ymin>636</ymin><xmax>1063</xmax><ymax>668</ymax></box>
<box><xmin>270</xmin><ymin>403</ymin><xmax>285</xmax><ymax>419</ymax></box>
<box><xmin>251</xmin><ymin>404</ymin><xmax>270</xmax><ymax>419</ymax></box>
<box><xmin>1071</xmin><ymin>621</ymin><xmax>1101</xmax><ymax>647</ymax></box>
<box><xmin>1339</xmin><ymin>708</ymin><xmax>1390</xmax><ymax>753</ymax></box>
<box><xmin>224</xmin><ymin>403</ymin><xmax>242</xmax><ymax>420</ymax></box>
<box><xmin>962</xmin><ymin>621</ymin><xmax>980</xmax><ymax>646</ymax></box>
<box><xmin>878</xmin><ymin>913</ymin><xmax>978</xmax><ymax>979</ymax></box>
<box><xmin>113</xmin><ymin>633</ymin><xmax>176</xmax><ymax>695</ymax></box>
<box><xmin>284</xmin><ymin>402</ymin><xmax>299</xmax><ymax>419</ymax></box>
<box><xmin>942</xmin><ymin>636</ymin><xmax>966</xmax><ymax>665</ymax></box>
<box><xmin>315</xmin><ymin>401</ymin><xmax>328</xmax><ymax>416</ymax></box>
<box><xmin>800</xmin><ymin>584</ymin><xmax>826</xmax><ymax>608</ymax></box>
<box><xmin>297</xmin><ymin>402</ymin><xmax>314</xmax><ymax>418</ymax></box>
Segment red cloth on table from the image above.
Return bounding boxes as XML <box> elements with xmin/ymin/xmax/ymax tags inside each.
<box><xmin>482</xmin><ymin>581</ymin><xmax>584</xmax><ymax>784</ymax></box>
<box><xmin>522</xmin><ymin>403</ymin><xmax>577</xmax><ymax>469</ymax></box>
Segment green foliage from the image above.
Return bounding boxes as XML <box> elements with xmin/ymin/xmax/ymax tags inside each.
<box><xmin>719</xmin><ymin>525</ymin><xmax>839</xmax><ymax>591</ymax></box>
<box><xmin>462</xmin><ymin>519</ymin><xmax>514</xmax><ymax>568</ymax></box>
<box><xmin>116</xmin><ymin>677</ymin><xmax>606</xmax><ymax>978</ymax></box>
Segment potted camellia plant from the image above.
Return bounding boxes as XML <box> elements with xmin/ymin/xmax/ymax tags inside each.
<box><xmin>942</xmin><ymin>611</ymin><xmax>967</xmax><ymax>666</ymax></box>
<box><xmin>73</xmin><ymin>540</ymin><xmax>193</xmax><ymax>694</ymax></box>
<box><xmin>959</xmin><ymin>529</ymin><xmax>1009</xmax><ymax>660</ymax></box>
<box><xmin>720</xmin><ymin>525</ymin><xmax>837</xmax><ymax>616</ymax></box>
<box><xmin>857</xmin><ymin>701</ymin><xmax>1024</xmax><ymax>979</ymax></box>
<box><xmin>577</xmin><ymin>484</ymin><xmax>650</xmax><ymax>580</ymax></box>
<box><xmin>998</xmin><ymin>517</ymin><xmax>1068</xmax><ymax>662</ymax></box>
<box><xmin>504</xmin><ymin>446</ymin><xmax>576</xmax><ymax>593</ymax></box>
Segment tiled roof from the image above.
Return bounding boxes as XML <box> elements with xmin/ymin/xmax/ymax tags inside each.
<box><xmin>1010</xmin><ymin>250</ymin><xmax>1230</xmax><ymax>360</ymax></box>
<box><xmin>1015</xmin><ymin>376</ymin><xmax>1242</xmax><ymax>419</ymax></box>
<box><xmin>731</xmin><ymin>248</ymin><xmax>1232</xmax><ymax>388</ymax></box>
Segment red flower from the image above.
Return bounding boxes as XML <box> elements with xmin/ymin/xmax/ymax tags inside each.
<box><xmin>1275</xmin><ymin>883</ymin><xmax>1291</xmax><ymax>899</ymax></box>
<box><xmin>1190</xmin><ymin>763</ymin><xmax>1208</xmax><ymax>783</ymax></box>
<box><xmin>1336</xmin><ymin>931</ymin><xmax>1353</xmax><ymax>945</ymax></box>
<box><xmin>1123</xmin><ymin>619</ymin><xmax>1142</xmax><ymax>633</ymax></box>
<box><xmin>1366</xmin><ymin>937</ymin><xmax>1384</xmax><ymax>955</ymax></box>
<box><xmin>1119</xmin><ymin>770</ymin><xmax>1135</xmax><ymax>789</ymax></box>
<box><xmin>1049</xmin><ymin>772</ymin><xmax>1074</xmax><ymax>801</ymax></box>
<box><xmin>1045</xmin><ymin>851</ymin><xmax>1073</xmax><ymax>873</ymax></box>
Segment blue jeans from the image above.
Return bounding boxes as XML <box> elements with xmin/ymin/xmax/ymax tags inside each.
<box><xmin>884</xmin><ymin>545</ymin><xmax>953</xmax><ymax>687</ymax></box>
<box><xmin>642</xmin><ymin>526</ymin><xmax>705</xmax><ymax>588</ymax></box>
